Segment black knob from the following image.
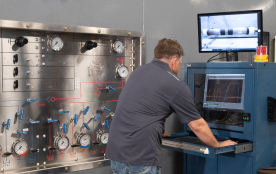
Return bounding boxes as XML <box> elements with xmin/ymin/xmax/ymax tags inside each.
<box><xmin>15</xmin><ymin>37</ymin><xmax>28</xmax><ymax>47</ymax></box>
<box><xmin>30</xmin><ymin>148</ymin><xmax>39</xmax><ymax>153</ymax></box>
<box><xmin>13</xmin><ymin>67</ymin><xmax>18</xmax><ymax>77</ymax></box>
<box><xmin>13</xmin><ymin>80</ymin><xmax>18</xmax><ymax>90</ymax></box>
<box><xmin>13</xmin><ymin>54</ymin><xmax>18</xmax><ymax>64</ymax></box>
<box><xmin>48</xmin><ymin>147</ymin><xmax>57</xmax><ymax>151</ymax></box>
<box><xmin>3</xmin><ymin>152</ymin><xmax>13</xmax><ymax>156</ymax></box>
<box><xmin>85</xmin><ymin>41</ymin><xmax>97</xmax><ymax>50</ymax></box>
<box><xmin>92</xmin><ymin>141</ymin><xmax>99</xmax><ymax>145</ymax></box>
<box><xmin>71</xmin><ymin>144</ymin><xmax>80</xmax><ymax>147</ymax></box>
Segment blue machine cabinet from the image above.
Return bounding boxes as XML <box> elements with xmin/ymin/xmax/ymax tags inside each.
<box><xmin>162</xmin><ymin>62</ymin><xmax>276</xmax><ymax>174</ymax></box>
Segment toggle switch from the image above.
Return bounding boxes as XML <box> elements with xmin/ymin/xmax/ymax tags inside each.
<box><xmin>74</xmin><ymin>114</ymin><xmax>78</xmax><ymax>125</ymax></box>
<box><xmin>13</xmin><ymin>54</ymin><xmax>18</xmax><ymax>64</ymax></box>
<box><xmin>84</xmin><ymin>41</ymin><xmax>97</xmax><ymax>50</ymax></box>
<box><xmin>13</xmin><ymin>80</ymin><xmax>19</xmax><ymax>90</ymax></box>
<box><xmin>105</xmin><ymin>120</ymin><xmax>109</xmax><ymax>130</ymax></box>
<box><xmin>63</xmin><ymin>123</ymin><xmax>67</xmax><ymax>134</ymax></box>
<box><xmin>48</xmin><ymin>147</ymin><xmax>57</xmax><ymax>151</ymax></box>
<box><xmin>27</xmin><ymin>98</ymin><xmax>38</xmax><ymax>103</ymax></box>
<box><xmin>15</xmin><ymin>37</ymin><xmax>28</xmax><ymax>47</ymax></box>
<box><xmin>47</xmin><ymin>119</ymin><xmax>58</xmax><ymax>123</ymax></box>
<box><xmin>13</xmin><ymin>67</ymin><xmax>18</xmax><ymax>77</ymax></box>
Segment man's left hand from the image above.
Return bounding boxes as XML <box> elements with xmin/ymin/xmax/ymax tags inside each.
<box><xmin>162</xmin><ymin>131</ymin><xmax>170</xmax><ymax>138</ymax></box>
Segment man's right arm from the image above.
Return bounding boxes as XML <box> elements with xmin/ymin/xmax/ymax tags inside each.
<box><xmin>188</xmin><ymin>118</ymin><xmax>237</xmax><ymax>148</ymax></box>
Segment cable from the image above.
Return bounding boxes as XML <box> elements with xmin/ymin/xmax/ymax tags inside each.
<box><xmin>207</xmin><ymin>52</ymin><xmax>221</xmax><ymax>62</ymax></box>
<box><xmin>208</xmin><ymin>57</ymin><xmax>226</xmax><ymax>62</ymax></box>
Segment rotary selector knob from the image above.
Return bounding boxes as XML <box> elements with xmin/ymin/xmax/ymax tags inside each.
<box><xmin>15</xmin><ymin>37</ymin><xmax>28</xmax><ymax>47</ymax></box>
<box><xmin>85</xmin><ymin>41</ymin><xmax>97</xmax><ymax>50</ymax></box>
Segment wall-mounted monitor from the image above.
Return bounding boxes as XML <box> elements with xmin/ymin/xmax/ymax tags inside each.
<box><xmin>198</xmin><ymin>10</ymin><xmax>263</xmax><ymax>53</ymax></box>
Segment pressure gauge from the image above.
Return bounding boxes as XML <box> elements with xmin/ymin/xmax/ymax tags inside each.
<box><xmin>112</xmin><ymin>40</ymin><xmax>124</xmax><ymax>53</ymax></box>
<box><xmin>97</xmin><ymin>129</ymin><xmax>109</xmax><ymax>146</ymax></box>
<box><xmin>54</xmin><ymin>135</ymin><xmax>69</xmax><ymax>151</ymax></box>
<box><xmin>76</xmin><ymin>133</ymin><xmax>91</xmax><ymax>148</ymax></box>
<box><xmin>48</xmin><ymin>35</ymin><xmax>64</xmax><ymax>51</ymax></box>
<box><xmin>116</xmin><ymin>64</ymin><xmax>129</xmax><ymax>79</ymax></box>
<box><xmin>12</xmin><ymin>139</ymin><xmax>28</xmax><ymax>157</ymax></box>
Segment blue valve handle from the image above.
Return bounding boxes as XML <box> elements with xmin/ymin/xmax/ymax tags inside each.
<box><xmin>29</xmin><ymin>121</ymin><xmax>40</xmax><ymax>124</ymax></box>
<box><xmin>17</xmin><ymin>130</ymin><xmax>27</xmax><ymax>134</ymax></box>
<box><xmin>83</xmin><ymin>106</ymin><xmax>90</xmax><ymax>115</ymax></box>
<box><xmin>74</xmin><ymin>114</ymin><xmax>78</xmax><ymax>125</ymax></box>
<box><xmin>63</xmin><ymin>123</ymin><xmax>67</xmax><ymax>134</ymax></box>
<box><xmin>19</xmin><ymin>109</ymin><xmax>24</xmax><ymax>120</ymax></box>
<box><xmin>6</xmin><ymin>119</ymin><xmax>11</xmax><ymax>130</ymax></box>
<box><xmin>102</xmin><ymin>107</ymin><xmax>111</xmax><ymax>112</ymax></box>
<box><xmin>83</xmin><ymin>123</ymin><xmax>90</xmax><ymax>130</ymax></box>
<box><xmin>59</xmin><ymin>110</ymin><xmax>69</xmax><ymax>114</ymax></box>
<box><xmin>28</xmin><ymin>98</ymin><xmax>38</xmax><ymax>103</ymax></box>
<box><xmin>107</xmin><ymin>85</ymin><xmax>115</xmax><ymax>91</ymax></box>
<box><xmin>47</xmin><ymin>119</ymin><xmax>58</xmax><ymax>123</ymax></box>
<box><xmin>94</xmin><ymin>113</ymin><xmax>101</xmax><ymax>121</ymax></box>
<box><xmin>105</xmin><ymin>120</ymin><xmax>109</xmax><ymax>130</ymax></box>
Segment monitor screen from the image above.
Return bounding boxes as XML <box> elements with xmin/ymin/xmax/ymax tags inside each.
<box><xmin>203</xmin><ymin>74</ymin><xmax>245</xmax><ymax>110</ymax></box>
<box><xmin>198</xmin><ymin>10</ymin><xmax>263</xmax><ymax>52</ymax></box>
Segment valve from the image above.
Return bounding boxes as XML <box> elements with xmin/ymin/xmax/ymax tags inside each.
<box><xmin>59</xmin><ymin>110</ymin><xmax>69</xmax><ymax>114</ymax></box>
<box><xmin>102</xmin><ymin>106</ymin><xmax>111</xmax><ymax>112</ymax></box>
<box><xmin>15</xmin><ymin>37</ymin><xmax>28</xmax><ymax>47</ymax></box>
<box><xmin>6</xmin><ymin>119</ymin><xmax>11</xmax><ymax>130</ymax></box>
<box><xmin>3</xmin><ymin>152</ymin><xmax>13</xmax><ymax>156</ymax></box>
<box><xmin>83</xmin><ymin>106</ymin><xmax>90</xmax><ymax>115</ymax></box>
<box><xmin>29</xmin><ymin>121</ymin><xmax>40</xmax><ymax>124</ymax></box>
<box><xmin>74</xmin><ymin>114</ymin><xmax>78</xmax><ymax>125</ymax></box>
<box><xmin>94</xmin><ymin>113</ymin><xmax>101</xmax><ymax>121</ymax></box>
<box><xmin>13</xmin><ymin>80</ymin><xmax>18</xmax><ymax>90</ymax></box>
<box><xmin>84</xmin><ymin>41</ymin><xmax>97</xmax><ymax>50</ymax></box>
<box><xmin>19</xmin><ymin>109</ymin><xmax>24</xmax><ymax>120</ymax></box>
<box><xmin>13</xmin><ymin>67</ymin><xmax>18</xmax><ymax>77</ymax></box>
<box><xmin>27</xmin><ymin>98</ymin><xmax>38</xmax><ymax>103</ymax></box>
<box><xmin>106</xmin><ymin>85</ymin><xmax>115</xmax><ymax>91</ymax></box>
<box><xmin>30</xmin><ymin>148</ymin><xmax>39</xmax><ymax>153</ymax></box>
<box><xmin>106</xmin><ymin>112</ymin><xmax>114</xmax><ymax>119</ymax></box>
<box><xmin>47</xmin><ymin>119</ymin><xmax>58</xmax><ymax>123</ymax></box>
<box><xmin>48</xmin><ymin>147</ymin><xmax>57</xmax><ymax>151</ymax></box>
<box><xmin>105</xmin><ymin>120</ymin><xmax>109</xmax><ymax>130</ymax></box>
<box><xmin>83</xmin><ymin>123</ymin><xmax>90</xmax><ymax>130</ymax></box>
<box><xmin>13</xmin><ymin>54</ymin><xmax>18</xmax><ymax>64</ymax></box>
<box><xmin>63</xmin><ymin>123</ymin><xmax>67</xmax><ymax>134</ymax></box>
<box><xmin>17</xmin><ymin>130</ymin><xmax>27</xmax><ymax>135</ymax></box>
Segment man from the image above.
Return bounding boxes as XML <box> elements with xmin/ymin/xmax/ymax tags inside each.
<box><xmin>105</xmin><ymin>38</ymin><xmax>237</xmax><ymax>174</ymax></box>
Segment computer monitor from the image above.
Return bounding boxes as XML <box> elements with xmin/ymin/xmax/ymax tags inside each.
<box><xmin>198</xmin><ymin>10</ymin><xmax>263</xmax><ymax>53</ymax></box>
<box><xmin>203</xmin><ymin>74</ymin><xmax>245</xmax><ymax>110</ymax></box>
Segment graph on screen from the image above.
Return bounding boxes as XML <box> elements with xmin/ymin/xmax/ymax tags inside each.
<box><xmin>206</xmin><ymin>79</ymin><xmax>243</xmax><ymax>103</ymax></box>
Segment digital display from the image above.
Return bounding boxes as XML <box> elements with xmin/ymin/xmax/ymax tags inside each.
<box><xmin>203</xmin><ymin>74</ymin><xmax>245</xmax><ymax>110</ymax></box>
<box><xmin>198</xmin><ymin>10</ymin><xmax>263</xmax><ymax>52</ymax></box>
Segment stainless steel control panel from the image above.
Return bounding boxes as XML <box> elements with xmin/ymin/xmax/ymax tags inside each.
<box><xmin>0</xmin><ymin>19</ymin><xmax>145</xmax><ymax>174</ymax></box>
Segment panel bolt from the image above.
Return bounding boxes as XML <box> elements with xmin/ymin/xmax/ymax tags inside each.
<box><xmin>43</xmin><ymin>134</ymin><xmax>46</xmax><ymax>138</ymax></box>
<box><xmin>128</xmin><ymin>32</ymin><xmax>131</xmax><ymax>35</ymax></box>
<box><xmin>43</xmin><ymin>148</ymin><xmax>46</xmax><ymax>151</ymax></box>
<box><xmin>98</xmin><ymin>29</ymin><xmax>101</xmax><ymax>33</ymax></box>
<box><xmin>43</xmin><ymin>162</ymin><xmax>46</xmax><ymax>165</ymax></box>
<box><xmin>142</xmin><ymin>42</ymin><xmax>145</xmax><ymax>45</ymax></box>
<box><xmin>64</xmin><ymin>26</ymin><xmax>68</xmax><ymax>31</ymax></box>
<box><xmin>26</xmin><ymin>23</ymin><xmax>30</xmax><ymax>28</ymax></box>
<box><xmin>37</xmin><ymin>163</ymin><xmax>39</xmax><ymax>166</ymax></box>
<box><xmin>249</xmin><ymin>64</ymin><xmax>252</xmax><ymax>67</ymax></box>
<box><xmin>36</xmin><ymin>135</ymin><xmax>39</xmax><ymax>138</ymax></box>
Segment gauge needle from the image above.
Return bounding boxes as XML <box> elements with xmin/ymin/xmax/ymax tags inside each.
<box><xmin>19</xmin><ymin>146</ymin><xmax>22</xmax><ymax>149</ymax></box>
<box><xmin>122</xmin><ymin>70</ymin><xmax>125</xmax><ymax>73</ymax></box>
<box><xmin>117</xmin><ymin>45</ymin><xmax>120</xmax><ymax>48</ymax></box>
<box><xmin>54</xmin><ymin>41</ymin><xmax>58</xmax><ymax>46</ymax></box>
<box><xmin>61</xmin><ymin>141</ymin><xmax>64</xmax><ymax>145</ymax></box>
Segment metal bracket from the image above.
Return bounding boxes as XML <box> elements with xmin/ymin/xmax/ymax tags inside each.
<box><xmin>235</xmin><ymin>143</ymin><xmax>253</xmax><ymax>153</ymax></box>
<box><xmin>162</xmin><ymin>140</ymin><xmax>209</xmax><ymax>154</ymax></box>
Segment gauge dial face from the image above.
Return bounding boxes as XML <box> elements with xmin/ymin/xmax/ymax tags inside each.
<box><xmin>48</xmin><ymin>36</ymin><xmax>64</xmax><ymax>51</ymax></box>
<box><xmin>56</xmin><ymin>136</ymin><xmax>69</xmax><ymax>151</ymax></box>
<box><xmin>113</xmin><ymin>40</ymin><xmax>124</xmax><ymax>53</ymax></box>
<box><xmin>13</xmin><ymin>140</ymin><xmax>28</xmax><ymax>157</ymax></box>
<box><xmin>100</xmin><ymin>133</ymin><xmax>109</xmax><ymax>145</ymax></box>
<box><xmin>79</xmin><ymin>134</ymin><xmax>90</xmax><ymax>148</ymax></box>
<box><xmin>117</xmin><ymin>65</ymin><xmax>129</xmax><ymax>79</ymax></box>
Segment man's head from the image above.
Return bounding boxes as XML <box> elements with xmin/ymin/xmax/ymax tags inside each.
<box><xmin>154</xmin><ymin>38</ymin><xmax>184</xmax><ymax>76</ymax></box>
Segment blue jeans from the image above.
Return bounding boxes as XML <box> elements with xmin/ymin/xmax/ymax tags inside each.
<box><xmin>110</xmin><ymin>160</ymin><xmax>161</xmax><ymax>174</ymax></box>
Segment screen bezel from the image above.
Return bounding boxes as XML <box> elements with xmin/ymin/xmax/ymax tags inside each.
<box><xmin>203</xmin><ymin>74</ymin><xmax>245</xmax><ymax>111</ymax></box>
<box><xmin>197</xmin><ymin>10</ymin><xmax>263</xmax><ymax>53</ymax></box>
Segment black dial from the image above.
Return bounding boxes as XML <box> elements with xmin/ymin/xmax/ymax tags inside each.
<box><xmin>15</xmin><ymin>37</ymin><xmax>28</xmax><ymax>47</ymax></box>
<box><xmin>85</xmin><ymin>41</ymin><xmax>97</xmax><ymax>50</ymax></box>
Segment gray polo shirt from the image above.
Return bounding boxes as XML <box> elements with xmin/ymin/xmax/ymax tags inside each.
<box><xmin>105</xmin><ymin>59</ymin><xmax>201</xmax><ymax>167</ymax></box>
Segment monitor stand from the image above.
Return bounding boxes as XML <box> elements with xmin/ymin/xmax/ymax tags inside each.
<box><xmin>226</xmin><ymin>52</ymin><xmax>238</xmax><ymax>61</ymax></box>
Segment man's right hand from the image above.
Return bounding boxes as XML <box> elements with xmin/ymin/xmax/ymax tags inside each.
<box><xmin>217</xmin><ymin>140</ymin><xmax>237</xmax><ymax>147</ymax></box>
